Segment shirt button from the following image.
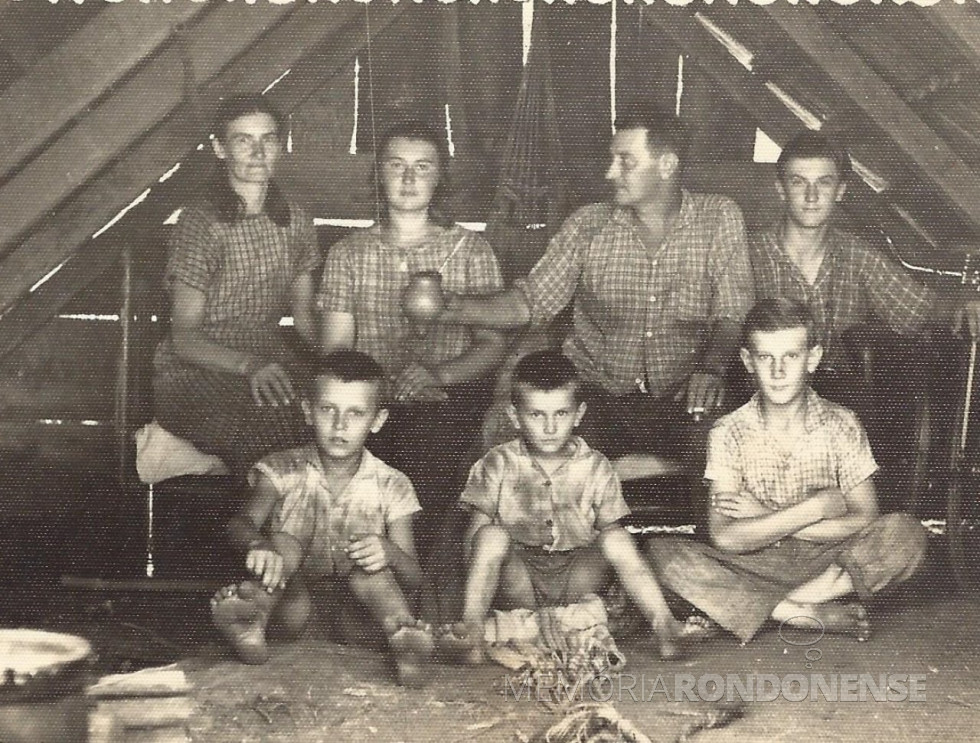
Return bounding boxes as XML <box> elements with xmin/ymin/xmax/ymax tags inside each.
<box><xmin>649</xmin><ymin>295</ymin><xmax>656</xmax><ymax>302</ymax></box>
<box><xmin>645</xmin><ymin>331</ymin><xmax>653</xmax><ymax>338</ymax></box>
<box><xmin>543</xmin><ymin>480</ymin><xmax>551</xmax><ymax>487</ymax></box>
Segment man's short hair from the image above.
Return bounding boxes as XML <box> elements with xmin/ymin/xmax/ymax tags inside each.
<box><xmin>741</xmin><ymin>298</ymin><xmax>818</xmax><ymax>349</ymax></box>
<box><xmin>511</xmin><ymin>350</ymin><xmax>580</xmax><ymax>406</ymax></box>
<box><xmin>776</xmin><ymin>131</ymin><xmax>852</xmax><ymax>183</ymax></box>
<box><xmin>309</xmin><ymin>350</ymin><xmax>386</xmax><ymax>397</ymax></box>
<box><xmin>614</xmin><ymin>100</ymin><xmax>690</xmax><ymax>162</ymax></box>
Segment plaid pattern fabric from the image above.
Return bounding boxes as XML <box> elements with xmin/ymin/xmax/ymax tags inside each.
<box><xmin>153</xmin><ymin>202</ymin><xmax>321</xmax><ymax>474</ymax></box>
<box><xmin>161</xmin><ymin>203</ymin><xmax>321</xmax><ymax>356</ymax></box>
<box><xmin>319</xmin><ymin>225</ymin><xmax>504</xmax><ymax>378</ymax></box>
<box><xmin>460</xmin><ymin>437</ymin><xmax>630</xmax><ymax>552</ymax></box>
<box><xmin>704</xmin><ymin>390</ymin><xmax>878</xmax><ymax>511</ymax></box>
<box><xmin>252</xmin><ymin>445</ymin><xmax>420</xmax><ymax>579</ymax></box>
<box><xmin>750</xmin><ymin>225</ymin><xmax>934</xmax><ymax>370</ymax></box>
<box><xmin>517</xmin><ymin>192</ymin><xmax>753</xmax><ymax>396</ymax></box>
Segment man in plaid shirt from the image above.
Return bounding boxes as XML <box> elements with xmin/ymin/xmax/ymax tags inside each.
<box><xmin>444</xmin><ymin>101</ymin><xmax>754</xmax><ymax>490</ymax></box>
<box><xmin>750</xmin><ymin>131</ymin><xmax>980</xmax><ymax>399</ymax></box>
<box><xmin>647</xmin><ymin>299</ymin><xmax>927</xmax><ymax>643</ymax></box>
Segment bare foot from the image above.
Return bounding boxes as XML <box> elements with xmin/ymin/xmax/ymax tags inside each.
<box><xmin>656</xmin><ymin>616</ymin><xmax>718</xmax><ymax>660</ymax></box>
<box><xmin>210</xmin><ymin>581</ymin><xmax>278</xmax><ymax>665</ymax></box>
<box><xmin>388</xmin><ymin>621</ymin><xmax>435</xmax><ymax>688</ymax></box>
<box><xmin>434</xmin><ymin>622</ymin><xmax>485</xmax><ymax>665</ymax></box>
<box><xmin>786</xmin><ymin>602</ymin><xmax>871</xmax><ymax>641</ymax></box>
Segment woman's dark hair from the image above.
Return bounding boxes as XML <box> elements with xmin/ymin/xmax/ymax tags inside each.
<box><xmin>373</xmin><ymin>119</ymin><xmax>453</xmax><ymax>228</ymax></box>
<box><xmin>208</xmin><ymin>94</ymin><xmax>291</xmax><ymax>228</ymax></box>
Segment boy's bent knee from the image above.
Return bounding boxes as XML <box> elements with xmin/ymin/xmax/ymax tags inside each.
<box><xmin>878</xmin><ymin>512</ymin><xmax>928</xmax><ymax>573</ymax></box>
<box><xmin>272</xmin><ymin>581</ymin><xmax>311</xmax><ymax>640</ymax></box>
<box><xmin>597</xmin><ymin>527</ymin><xmax>639</xmax><ymax>566</ymax></box>
<box><xmin>471</xmin><ymin>523</ymin><xmax>512</xmax><ymax>562</ymax></box>
<box><xmin>348</xmin><ymin>567</ymin><xmax>399</xmax><ymax>599</ymax></box>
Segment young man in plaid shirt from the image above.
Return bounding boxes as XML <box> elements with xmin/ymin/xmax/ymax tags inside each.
<box><xmin>647</xmin><ymin>299</ymin><xmax>928</xmax><ymax>644</ymax></box>
<box><xmin>443</xmin><ymin>101</ymin><xmax>754</xmax><ymax>503</ymax></box>
<box><xmin>750</xmin><ymin>131</ymin><xmax>980</xmax><ymax>407</ymax></box>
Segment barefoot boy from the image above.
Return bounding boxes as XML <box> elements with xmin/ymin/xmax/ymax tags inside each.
<box><xmin>648</xmin><ymin>298</ymin><xmax>928</xmax><ymax>643</ymax></box>
<box><xmin>443</xmin><ymin>350</ymin><xmax>707</xmax><ymax>662</ymax></box>
<box><xmin>211</xmin><ymin>350</ymin><xmax>434</xmax><ymax>686</ymax></box>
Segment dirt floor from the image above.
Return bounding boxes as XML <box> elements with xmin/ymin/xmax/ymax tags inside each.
<box><xmin>15</xmin><ymin>543</ymin><xmax>972</xmax><ymax>743</ymax></box>
<box><xmin>172</xmin><ymin>594</ymin><xmax>980</xmax><ymax>743</ymax></box>
<box><xmin>4</xmin><ymin>463</ymin><xmax>979</xmax><ymax>742</ymax></box>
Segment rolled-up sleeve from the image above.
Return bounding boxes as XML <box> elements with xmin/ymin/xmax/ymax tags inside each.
<box><xmin>166</xmin><ymin>207</ymin><xmax>220</xmax><ymax>293</ymax></box>
<box><xmin>383</xmin><ymin>471</ymin><xmax>423</xmax><ymax>525</ymax></box>
<box><xmin>292</xmin><ymin>207</ymin><xmax>323</xmax><ymax>277</ymax></box>
<box><xmin>516</xmin><ymin>207</ymin><xmax>598</xmax><ymax>326</ymax></box>
<box><xmin>591</xmin><ymin>458</ymin><xmax>631</xmax><ymax>529</ymax></box>
<box><xmin>460</xmin><ymin>450</ymin><xmax>505</xmax><ymax>518</ymax></box>
<box><xmin>835</xmin><ymin>411</ymin><xmax>879</xmax><ymax>494</ymax></box>
<box><xmin>704</xmin><ymin>423</ymin><xmax>744</xmax><ymax>491</ymax></box>
<box><xmin>318</xmin><ymin>239</ymin><xmax>354</xmax><ymax>314</ymax></box>
<box><xmin>709</xmin><ymin>198</ymin><xmax>753</xmax><ymax>323</ymax></box>
<box><xmin>463</xmin><ymin>233</ymin><xmax>505</xmax><ymax>297</ymax></box>
<box><xmin>861</xmin><ymin>244</ymin><xmax>934</xmax><ymax>337</ymax></box>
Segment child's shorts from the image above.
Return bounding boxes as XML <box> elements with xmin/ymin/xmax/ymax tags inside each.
<box><xmin>509</xmin><ymin>541</ymin><xmax>607</xmax><ymax>607</ymax></box>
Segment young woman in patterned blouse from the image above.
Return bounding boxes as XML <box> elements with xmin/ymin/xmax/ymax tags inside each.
<box><xmin>319</xmin><ymin>120</ymin><xmax>508</xmax><ymax>559</ymax></box>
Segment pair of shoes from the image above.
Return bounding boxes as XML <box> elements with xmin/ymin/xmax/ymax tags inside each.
<box><xmin>388</xmin><ymin>621</ymin><xmax>436</xmax><ymax>688</ymax></box>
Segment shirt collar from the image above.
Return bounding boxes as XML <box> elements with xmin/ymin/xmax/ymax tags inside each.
<box><xmin>303</xmin><ymin>444</ymin><xmax>379</xmax><ymax>489</ymax></box>
<box><xmin>517</xmin><ymin>435</ymin><xmax>590</xmax><ymax>463</ymax></box>
<box><xmin>764</xmin><ymin>221</ymin><xmax>846</xmax><ymax>260</ymax></box>
<box><xmin>749</xmin><ymin>388</ymin><xmax>828</xmax><ymax>434</ymax></box>
<box><xmin>610</xmin><ymin>188</ymin><xmax>692</xmax><ymax>230</ymax></box>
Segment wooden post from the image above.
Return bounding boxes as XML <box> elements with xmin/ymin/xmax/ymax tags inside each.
<box><xmin>116</xmin><ymin>245</ymin><xmax>132</xmax><ymax>489</ymax></box>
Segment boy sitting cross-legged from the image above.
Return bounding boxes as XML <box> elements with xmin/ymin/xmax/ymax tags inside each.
<box><xmin>440</xmin><ymin>350</ymin><xmax>710</xmax><ymax>663</ymax></box>
<box><xmin>647</xmin><ymin>298</ymin><xmax>929</xmax><ymax>644</ymax></box>
<box><xmin>210</xmin><ymin>350</ymin><xmax>434</xmax><ymax>686</ymax></box>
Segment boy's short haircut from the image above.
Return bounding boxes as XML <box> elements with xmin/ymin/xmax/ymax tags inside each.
<box><xmin>776</xmin><ymin>131</ymin><xmax>852</xmax><ymax>183</ymax></box>
<box><xmin>741</xmin><ymin>298</ymin><xmax>818</xmax><ymax>349</ymax></box>
<box><xmin>309</xmin><ymin>350</ymin><xmax>386</xmax><ymax>398</ymax></box>
<box><xmin>511</xmin><ymin>350</ymin><xmax>580</xmax><ymax>406</ymax></box>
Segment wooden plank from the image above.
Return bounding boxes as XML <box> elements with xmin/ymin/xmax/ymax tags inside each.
<box><xmin>0</xmin><ymin>4</ymin><xmax>357</xmax><ymax>318</ymax></box>
<box><xmin>762</xmin><ymin>3</ymin><xmax>980</xmax><ymax>232</ymax></box>
<box><xmin>0</xmin><ymin>420</ymin><xmax>115</xmax><ymax>471</ymax></box>
<box><xmin>925</xmin><ymin>4</ymin><xmax>980</xmax><ymax>63</ymax></box>
<box><xmin>0</xmin><ymin>2</ymin><xmax>294</xmax><ymax>259</ymax></box>
<box><xmin>0</xmin><ymin>3</ymin><xmax>409</xmax><ymax>358</ymax></box>
<box><xmin>0</xmin><ymin>2</ymin><xmax>208</xmax><ymax>181</ymax></box>
<box><xmin>0</xmin><ymin>1</ymin><xmax>100</xmax><ymax>72</ymax></box>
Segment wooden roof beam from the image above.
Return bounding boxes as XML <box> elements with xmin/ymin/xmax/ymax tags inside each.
<box><xmin>762</xmin><ymin>3</ymin><xmax>980</xmax><ymax>232</ymax></box>
<box><xmin>0</xmin><ymin>3</ymin><xmax>408</xmax><ymax>355</ymax></box>
<box><xmin>643</xmin><ymin>8</ymin><xmax>941</xmax><ymax>259</ymax></box>
<box><xmin>0</xmin><ymin>2</ymin><xmax>208</xmax><ymax>182</ymax></box>
<box><xmin>0</xmin><ymin>2</ymin><xmax>295</xmax><ymax>260</ymax></box>
<box><xmin>924</xmin><ymin>4</ymin><xmax>980</xmax><ymax>64</ymax></box>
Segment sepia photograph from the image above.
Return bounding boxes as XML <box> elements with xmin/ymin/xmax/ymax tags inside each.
<box><xmin>0</xmin><ymin>0</ymin><xmax>978</xmax><ymax>740</ymax></box>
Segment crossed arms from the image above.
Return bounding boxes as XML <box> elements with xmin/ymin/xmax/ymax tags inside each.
<box><xmin>708</xmin><ymin>476</ymin><xmax>879</xmax><ymax>555</ymax></box>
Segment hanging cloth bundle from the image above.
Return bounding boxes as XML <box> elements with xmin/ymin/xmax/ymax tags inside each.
<box><xmin>484</xmin><ymin>6</ymin><xmax>567</xmax><ymax>284</ymax></box>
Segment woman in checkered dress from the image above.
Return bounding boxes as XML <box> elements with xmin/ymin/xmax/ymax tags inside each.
<box><xmin>153</xmin><ymin>95</ymin><xmax>321</xmax><ymax>477</ymax></box>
